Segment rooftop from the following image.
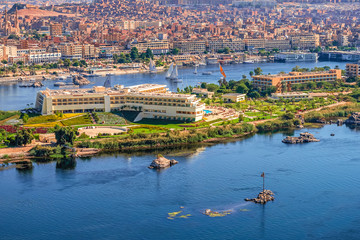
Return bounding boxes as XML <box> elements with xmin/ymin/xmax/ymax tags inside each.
<box><xmin>40</xmin><ymin>84</ymin><xmax>196</xmax><ymax>99</ymax></box>
<box><xmin>253</xmin><ymin>69</ymin><xmax>340</xmax><ymax>78</ymax></box>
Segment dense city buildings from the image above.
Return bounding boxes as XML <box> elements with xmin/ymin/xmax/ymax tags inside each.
<box><xmin>0</xmin><ymin>1</ymin><xmax>360</xmax><ymax>64</ymax></box>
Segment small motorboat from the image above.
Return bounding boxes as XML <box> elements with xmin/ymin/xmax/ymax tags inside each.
<box><xmin>202</xmin><ymin>72</ymin><xmax>212</xmax><ymax>75</ymax></box>
<box><xmin>54</xmin><ymin>82</ymin><xmax>66</xmax><ymax>87</ymax></box>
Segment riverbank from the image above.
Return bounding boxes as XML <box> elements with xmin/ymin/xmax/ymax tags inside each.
<box><xmin>0</xmin><ymin>101</ymin><xmax>355</xmax><ymax>164</ymax></box>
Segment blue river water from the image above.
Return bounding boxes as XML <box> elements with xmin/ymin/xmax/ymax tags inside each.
<box><xmin>0</xmin><ymin>61</ymin><xmax>348</xmax><ymax>111</ymax></box>
<box><xmin>1</xmin><ymin>124</ymin><xmax>360</xmax><ymax>240</ymax></box>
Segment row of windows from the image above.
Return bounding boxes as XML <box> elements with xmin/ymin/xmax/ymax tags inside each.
<box><xmin>110</xmin><ymin>96</ymin><xmax>186</xmax><ymax>103</ymax></box>
<box><xmin>110</xmin><ymin>101</ymin><xmax>190</xmax><ymax>107</ymax></box>
<box><xmin>176</xmin><ymin>111</ymin><xmax>203</xmax><ymax>115</ymax></box>
<box><xmin>281</xmin><ymin>75</ymin><xmax>335</xmax><ymax>80</ymax></box>
<box><xmin>53</xmin><ymin>98</ymin><xmax>103</xmax><ymax>102</ymax></box>
<box><xmin>144</xmin><ymin>109</ymin><xmax>166</xmax><ymax>113</ymax></box>
<box><xmin>53</xmin><ymin>101</ymin><xmax>104</xmax><ymax>106</ymax></box>
<box><xmin>60</xmin><ymin>109</ymin><xmax>104</xmax><ymax>113</ymax></box>
<box><xmin>254</xmin><ymin>78</ymin><xmax>335</xmax><ymax>84</ymax></box>
<box><xmin>154</xmin><ymin>115</ymin><xmax>195</xmax><ymax>121</ymax></box>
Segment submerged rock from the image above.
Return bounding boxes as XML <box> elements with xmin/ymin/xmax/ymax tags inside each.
<box><xmin>245</xmin><ymin>189</ymin><xmax>275</xmax><ymax>204</ymax></box>
<box><xmin>15</xmin><ymin>161</ymin><xmax>33</xmax><ymax>170</ymax></box>
<box><xmin>282</xmin><ymin>132</ymin><xmax>319</xmax><ymax>144</ymax></box>
<box><xmin>148</xmin><ymin>155</ymin><xmax>178</xmax><ymax>169</ymax></box>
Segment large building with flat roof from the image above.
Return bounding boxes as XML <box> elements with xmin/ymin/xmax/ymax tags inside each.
<box><xmin>252</xmin><ymin>69</ymin><xmax>342</xmax><ymax>92</ymax></box>
<box><xmin>346</xmin><ymin>63</ymin><xmax>360</xmax><ymax>77</ymax></box>
<box><xmin>35</xmin><ymin>84</ymin><xmax>205</xmax><ymax>122</ymax></box>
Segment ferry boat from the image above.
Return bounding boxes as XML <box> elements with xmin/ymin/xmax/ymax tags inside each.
<box><xmin>274</xmin><ymin>53</ymin><xmax>318</xmax><ymax>62</ymax></box>
<box><xmin>54</xmin><ymin>82</ymin><xmax>66</xmax><ymax>87</ymax></box>
<box><xmin>244</xmin><ymin>60</ymin><xmax>255</xmax><ymax>64</ymax></box>
<box><xmin>202</xmin><ymin>72</ymin><xmax>212</xmax><ymax>75</ymax></box>
<box><xmin>56</xmin><ymin>75</ymin><xmax>67</xmax><ymax>81</ymax></box>
<box><xmin>206</xmin><ymin>57</ymin><xmax>218</xmax><ymax>65</ymax></box>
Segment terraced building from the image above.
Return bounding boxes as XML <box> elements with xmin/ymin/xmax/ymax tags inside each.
<box><xmin>35</xmin><ymin>84</ymin><xmax>205</xmax><ymax>122</ymax></box>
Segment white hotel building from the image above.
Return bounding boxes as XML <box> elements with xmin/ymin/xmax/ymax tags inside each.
<box><xmin>35</xmin><ymin>84</ymin><xmax>205</xmax><ymax>122</ymax></box>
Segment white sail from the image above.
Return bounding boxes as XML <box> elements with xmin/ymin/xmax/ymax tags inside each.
<box><xmin>149</xmin><ymin>59</ymin><xmax>156</xmax><ymax>72</ymax></box>
<box><xmin>194</xmin><ymin>66</ymin><xmax>197</xmax><ymax>74</ymax></box>
<box><xmin>170</xmin><ymin>65</ymin><xmax>178</xmax><ymax>79</ymax></box>
<box><xmin>166</xmin><ymin>63</ymin><xmax>174</xmax><ymax>78</ymax></box>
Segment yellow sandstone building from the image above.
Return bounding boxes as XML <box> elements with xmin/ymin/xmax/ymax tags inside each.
<box><xmin>252</xmin><ymin>69</ymin><xmax>342</xmax><ymax>92</ymax></box>
<box><xmin>35</xmin><ymin>84</ymin><xmax>205</xmax><ymax>122</ymax></box>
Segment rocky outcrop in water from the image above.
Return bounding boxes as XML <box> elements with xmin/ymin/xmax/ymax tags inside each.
<box><xmin>345</xmin><ymin>112</ymin><xmax>360</xmax><ymax>125</ymax></box>
<box><xmin>73</xmin><ymin>75</ymin><xmax>90</xmax><ymax>85</ymax></box>
<box><xmin>245</xmin><ymin>190</ymin><xmax>275</xmax><ymax>204</ymax></box>
<box><xmin>282</xmin><ymin>132</ymin><xmax>319</xmax><ymax>144</ymax></box>
<box><xmin>15</xmin><ymin>160</ymin><xmax>33</xmax><ymax>170</ymax></box>
<box><xmin>148</xmin><ymin>155</ymin><xmax>178</xmax><ymax>169</ymax></box>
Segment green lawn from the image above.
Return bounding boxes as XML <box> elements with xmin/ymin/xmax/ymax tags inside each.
<box><xmin>61</xmin><ymin>115</ymin><xmax>92</xmax><ymax>126</ymax></box>
<box><xmin>26</xmin><ymin>113</ymin><xmax>82</xmax><ymax>125</ymax></box>
<box><xmin>130</xmin><ymin>127</ymin><xmax>166</xmax><ymax>134</ymax></box>
<box><xmin>0</xmin><ymin>111</ymin><xmax>19</xmax><ymax>122</ymax></box>
<box><xmin>97</xmin><ymin>112</ymin><xmax>126</xmax><ymax>125</ymax></box>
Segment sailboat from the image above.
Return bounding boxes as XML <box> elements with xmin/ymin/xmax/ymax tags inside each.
<box><xmin>194</xmin><ymin>66</ymin><xmax>198</xmax><ymax>74</ymax></box>
<box><xmin>169</xmin><ymin>65</ymin><xmax>179</xmax><ymax>81</ymax></box>
<box><xmin>219</xmin><ymin>64</ymin><xmax>227</xmax><ymax>81</ymax></box>
<box><xmin>165</xmin><ymin>63</ymin><xmax>174</xmax><ymax>79</ymax></box>
<box><xmin>149</xmin><ymin>59</ymin><xmax>157</xmax><ymax>73</ymax></box>
<box><xmin>104</xmin><ymin>75</ymin><xmax>111</xmax><ymax>88</ymax></box>
<box><xmin>166</xmin><ymin>64</ymin><xmax>182</xmax><ymax>83</ymax></box>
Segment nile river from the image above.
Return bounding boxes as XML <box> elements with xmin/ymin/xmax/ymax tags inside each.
<box><xmin>0</xmin><ymin>61</ymin><xmax>348</xmax><ymax>111</ymax></box>
<box><xmin>1</xmin><ymin>124</ymin><xmax>360</xmax><ymax>239</ymax></box>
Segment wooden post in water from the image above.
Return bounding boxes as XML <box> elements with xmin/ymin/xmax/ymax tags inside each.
<box><xmin>261</xmin><ymin>172</ymin><xmax>265</xmax><ymax>193</ymax></box>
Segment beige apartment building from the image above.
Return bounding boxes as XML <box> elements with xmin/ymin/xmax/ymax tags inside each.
<box><xmin>173</xmin><ymin>40</ymin><xmax>206</xmax><ymax>54</ymax></box>
<box><xmin>60</xmin><ymin>43</ymin><xmax>83</xmax><ymax>59</ymax></box>
<box><xmin>346</xmin><ymin>63</ymin><xmax>360</xmax><ymax>77</ymax></box>
<box><xmin>290</xmin><ymin>34</ymin><xmax>319</xmax><ymax>49</ymax></box>
<box><xmin>120</xmin><ymin>20</ymin><xmax>162</xmax><ymax>30</ymax></box>
<box><xmin>50</xmin><ymin>23</ymin><xmax>63</xmax><ymax>37</ymax></box>
<box><xmin>35</xmin><ymin>84</ymin><xmax>205</xmax><ymax>122</ymax></box>
<box><xmin>82</xmin><ymin>44</ymin><xmax>96</xmax><ymax>59</ymax></box>
<box><xmin>252</xmin><ymin>69</ymin><xmax>342</xmax><ymax>92</ymax></box>
<box><xmin>245</xmin><ymin>39</ymin><xmax>265</xmax><ymax>50</ymax></box>
<box><xmin>130</xmin><ymin>40</ymin><xmax>169</xmax><ymax>55</ymax></box>
<box><xmin>208</xmin><ymin>39</ymin><xmax>244</xmax><ymax>52</ymax></box>
<box><xmin>264</xmin><ymin>40</ymin><xmax>291</xmax><ymax>50</ymax></box>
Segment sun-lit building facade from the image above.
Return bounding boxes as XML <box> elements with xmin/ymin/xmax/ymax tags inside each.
<box><xmin>252</xmin><ymin>69</ymin><xmax>342</xmax><ymax>92</ymax></box>
<box><xmin>35</xmin><ymin>84</ymin><xmax>205</xmax><ymax>122</ymax></box>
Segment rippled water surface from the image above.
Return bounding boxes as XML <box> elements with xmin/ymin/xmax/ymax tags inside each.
<box><xmin>1</xmin><ymin>124</ymin><xmax>360</xmax><ymax>239</ymax></box>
